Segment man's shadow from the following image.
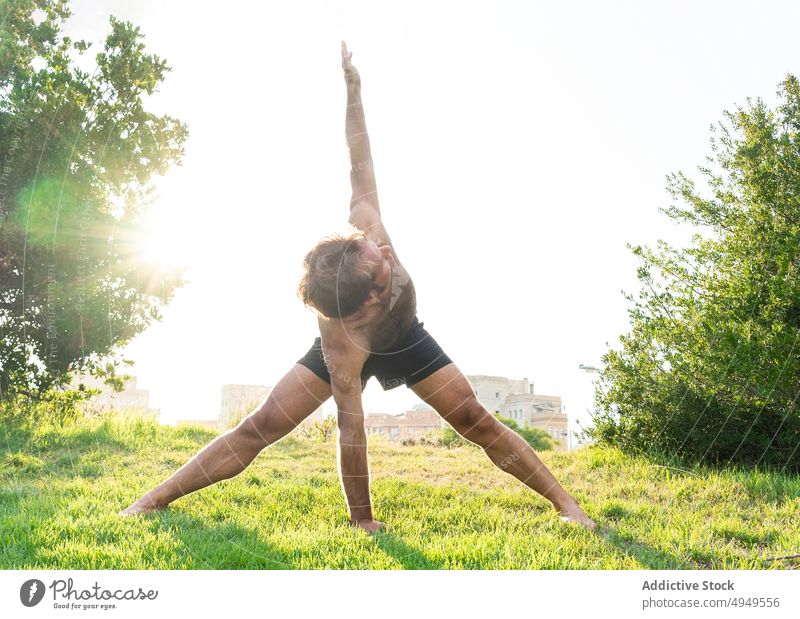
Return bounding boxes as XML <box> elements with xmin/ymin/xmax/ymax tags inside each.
<box><xmin>142</xmin><ymin>505</ymin><xmax>690</xmax><ymax>569</ymax></box>
<box><xmin>369</xmin><ymin>530</ymin><xmax>445</xmax><ymax>569</ymax></box>
<box><xmin>143</xmin><ymin>510</ymin><xmax>297</xmax><ymax>569</ymax></box>
<box><xmin>594</xmin><ymin>520</ymin><xmax>695</xmax><ymax>569</ymax></box>
<box><xmin>142</xmin><ymin>508</ymin><xmax>445</xmax><ymax>569</ymax></box>
<box><xmin>371</xmin><ymin>518</ymin><xmax>688</xmax><ymax>570</ymax></box>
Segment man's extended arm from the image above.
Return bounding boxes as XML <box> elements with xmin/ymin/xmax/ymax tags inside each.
<box><xmin>321</xmin><ymin>325</ymin><xmax>383</xmax><ymax>533</ymax></box>
<box><xmin>342</xmin><ymin>41</ymin><xmax>380</xmax><ymax>215</ymax></box>
<box><xmin>332</xmin><ymin>383</ymin><xmax>380</xmax><ymax>530</ymax></box>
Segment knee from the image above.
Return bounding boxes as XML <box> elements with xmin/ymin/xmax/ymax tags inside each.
<box><xmin>232</xmin><ymin>408</ymin><xmax>274</xmax><ymax>450</ymax></box>
<box><xmin>453</xmin><ymin>399</ymin><xmax>501</xmax><ymax>444</ymax></box>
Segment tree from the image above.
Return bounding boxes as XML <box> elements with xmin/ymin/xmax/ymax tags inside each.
<box><xmin>441</xmin><ymin>415</ymin><xmax>557</xmax><ymax>451</ymax></box>
<box><xmin>0</xmin><ymin>0</ymin><xmax>187</xmax><ymax>400</ymax></box>
<box><xmin>495</xmin><ymin>414</ymin><xmax>557</xmax><ymax>451</ymax></box>
<box><xmin>591</xmin><ymin>75</ymin><xmax>800</xmax><ymax>472</ymax></box>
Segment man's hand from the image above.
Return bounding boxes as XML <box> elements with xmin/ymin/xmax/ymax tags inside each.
<box><xmin>341</xmin><ymin>40</ymin><xmax>360</xmax><ymax>88</ymax></box>
<box><xmin>351</xmin><ymin>518</ymin><xmax>386</xmax><ymax>534</ymax></box>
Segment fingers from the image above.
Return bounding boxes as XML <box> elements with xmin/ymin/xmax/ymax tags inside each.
<box><xmin>341</xmin><ymin>40</ymin><xmax>358</xmax><ymax>83</ymax></box>
<box><xmin>341</xmin><ymin>40</ymin><xmax>353</xmax><ymax>61</ymax></box>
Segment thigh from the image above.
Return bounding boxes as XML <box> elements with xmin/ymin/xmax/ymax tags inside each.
<box><xmin>409</xmin><ymin>362</ymin><xmax>479</xmax><ymax>426</ymax></box>
<box><xmin>411</xmin><ymin>363</ymin><xmax>501</xmax><ymax>443</ymax></box>
<box><xmin>241</xmin><ymin>363</ymin><xmax>332</xmax><ymax>444</ymax></box>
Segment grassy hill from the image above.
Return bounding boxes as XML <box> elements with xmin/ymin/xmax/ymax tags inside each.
<box><xmin>1</xmin><ymin>415</ymin><xmax>798</xmax><ymax>569</ymax></box>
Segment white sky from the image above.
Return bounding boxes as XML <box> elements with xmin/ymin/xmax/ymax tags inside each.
<box><xmin>63</xmin><ymin>0</ymin><xmax>800</xmax><ymax>429</ymax></box>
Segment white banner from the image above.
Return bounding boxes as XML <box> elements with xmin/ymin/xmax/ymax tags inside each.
<box><xmin>1</xmin><ymin>570</ymin><xmax>797</xmax><ymax>619</ymax></box>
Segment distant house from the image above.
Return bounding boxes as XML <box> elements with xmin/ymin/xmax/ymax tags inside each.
<box><xmin>219</xmin><ymin>384</ymin><xmax>272</xmax><ymax>427</ymax></box>
<box><xmin>72</xmin><ymin>374</ymin><xmax>159</xmax><ymax>421</ymax></box>
<box><xmin>219</xmin><ymin>383</ymin><xmax>326</xmax><ymax>429</ymax></box>
<box><xmin>467</xmin><ymin>375</ymin><xmax>569</xmax><ymax>450</ymax></box>
<box><xmin>364</xmin><ymin>407</ymin><xmax>441</xmax><ymax>441</ymax></box>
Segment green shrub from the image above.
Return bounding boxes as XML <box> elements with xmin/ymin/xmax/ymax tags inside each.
<box><xmin>591</xmin><ymin>76</ymin><xmax>800</xmax><ymax>472</ymax></box>
<box><xmin>0</xmin><ymin>388</ymin><xmax>97</xmax><ymax>429</ymax></box>
<box><xmin>441</xmin><ymin>425</ymin><xmax>468</xmax><ymax>448</ymax></box>
<box><xmin>495</xmin><ymin>415</ymin><xmax>557</xmax><ymax>451</ymax></box>
<box><xmin>438</xmin><ymin>415</ymin><xmax>556</xmax><ymax>451</ymax></box>
<box><xmin>298</xmin><ymin>416</ymin><xmax>337</xmax><ymax>442</ymax></box>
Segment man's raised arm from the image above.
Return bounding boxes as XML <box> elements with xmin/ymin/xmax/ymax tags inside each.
<box><xmin>342</xmin><ymin>41</ymin><xmax>380</xmax><ymax>216</ymax></box>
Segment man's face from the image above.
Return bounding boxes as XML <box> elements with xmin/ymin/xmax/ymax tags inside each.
<box><xmin>360</xmin><ymin>240</ymin><xmax>394</xmax><ymax>300</ymax></box>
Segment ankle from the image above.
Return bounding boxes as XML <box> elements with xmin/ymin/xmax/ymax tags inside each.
<box><xmin>138</xmin><ymin>491</ymin><xmax>168</xmax><ymax>510</ymax></box>
<box><xmin>551</xmin><ymin>494</ymin><xmax>580</xmax><ymax>513</ymax></box>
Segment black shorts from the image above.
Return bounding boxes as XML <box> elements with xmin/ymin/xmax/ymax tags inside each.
<box><xmin>296</xmin><ymin>316</ymin><xmax>453</xmax><ymax>391</ymax></box>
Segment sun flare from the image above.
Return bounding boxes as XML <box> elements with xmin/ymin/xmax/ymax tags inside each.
<box><xmin>138</xmin><ymin>215</ymin><xmax>194</xmax><ymax>270</ymax></box>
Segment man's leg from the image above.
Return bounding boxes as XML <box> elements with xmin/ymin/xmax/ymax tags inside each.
<box><xmin>410</xmin><ymin>363</ymin><xmax>596</xmax><ymax>530</ymax></box>
<box><xmin>121</xmin><ymin>364</ymin><xmax>331</xmax><ymax>514</ymax></box>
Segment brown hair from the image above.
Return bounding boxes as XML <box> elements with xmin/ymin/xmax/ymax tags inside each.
<box><xmin>298</xmin><ymin>230</ymin><xmax>375</xmax><ymax>318</ymax></box>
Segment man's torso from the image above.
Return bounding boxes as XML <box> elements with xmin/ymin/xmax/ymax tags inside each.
<box><xmin>369</xmin><ymin>260</ymin><xmax>416</xmax><ymax>352</ymax></box>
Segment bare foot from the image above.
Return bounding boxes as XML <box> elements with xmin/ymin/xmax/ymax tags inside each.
<box><xmin>118</xmin><ymin>497</ymin><xmax>164</xmax><ymax>516</ymax></box>
<box><xmin>351</xmin><ymin>519</ymin><xmax>386</xmax><ymax>534</ymax></box>
<box><xmin>556</xmin><ymin>503</ymin><xmax>597</xmax><ymax>531</ymax></box>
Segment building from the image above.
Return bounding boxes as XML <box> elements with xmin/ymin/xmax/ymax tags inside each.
<box><xmin>364</xmin><ymin>407</ymin><xmax>441</xmax><ymax>441</ymax></box>
<box><xmin>219</xmin><ymin>384</ymin><xmax>272</xmax><ymax>428</ymax></box>
<box><xmin>72</xmin><ymin>374</ymin><xmax>159</xmax><ymax>420</ymax></box>
<box><xmin>219</xmin><ymin>384</ymin><xmax>327</xmax><ymax>429</ymax></box>
<box><xmin>466</xmin><ymin>374</ymin><xmax>569</xmax><ymax>450</ymax></box>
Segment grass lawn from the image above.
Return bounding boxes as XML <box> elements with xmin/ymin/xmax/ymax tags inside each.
<box><xmin>1</xmin><ymin>416</ymin><xmax>798</xmax><ymax>569</ymax></box>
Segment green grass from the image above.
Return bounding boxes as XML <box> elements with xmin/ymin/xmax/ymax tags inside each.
<box><xmin>1</xmin><ymin>415</ymin><xmax>798</xmax><ymax>569</ymax></box>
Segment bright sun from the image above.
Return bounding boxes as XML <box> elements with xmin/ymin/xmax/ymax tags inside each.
<box><xmin>138</xmin><ymin>214</ymin><xmax>194</xmax><ymax>270</ymax></box>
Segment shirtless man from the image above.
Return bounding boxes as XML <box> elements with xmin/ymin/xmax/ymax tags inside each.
<box><xmin>122</xmin><ymin>43</ymin><xmax>596</xmax><ymax>533</ymax></box>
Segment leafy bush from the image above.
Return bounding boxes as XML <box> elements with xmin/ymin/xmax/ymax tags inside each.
<box><xmin>0</xmin><ymin>388</ymin><xmax>97</xmax><ymax>429</ymax></box>
<box><xmin>591</xmin><ymin>76</ymin><xmax>800</xmax><ymax>472</ymax></box>
<box><xmin>298</xmin><ymin>416</ymin><xmax>337</xmax><ymax>442</ymax></box>
<box><xmin>439</xmin><ymin>415</ymin><xmax>557</xmax><ymax>451</ymax></box>
<box><xmin>440</xmin><ymin>425</ymin><xmax>469</xmax><ymax>448</ymax></box>
<box><xmin>495</xmin><ymin>415</ymin><xmax>557</xmax><ymax>451</ymax></box>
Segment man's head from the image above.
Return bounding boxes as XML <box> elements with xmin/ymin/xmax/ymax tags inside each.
<box><xmin>298</xmin><ymin>229</ymin><xmax>393</xmax><ymax>318</ymax></box>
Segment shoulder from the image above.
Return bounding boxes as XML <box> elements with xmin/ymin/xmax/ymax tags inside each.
<box><xmin>317</xmin><ymin>316</ymin><xmax>370</xmax><ymax>392</ymax></box>
<box><xmin>317</xmin><ymin>316</ymin><xmax>371</xmax><ymax>367</ymax></box>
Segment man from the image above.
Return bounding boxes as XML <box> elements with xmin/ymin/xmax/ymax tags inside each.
<box><xmin>122</xmin><ymin>43</ymin><xmax>596</xmax><ymax>533</ymax></box>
